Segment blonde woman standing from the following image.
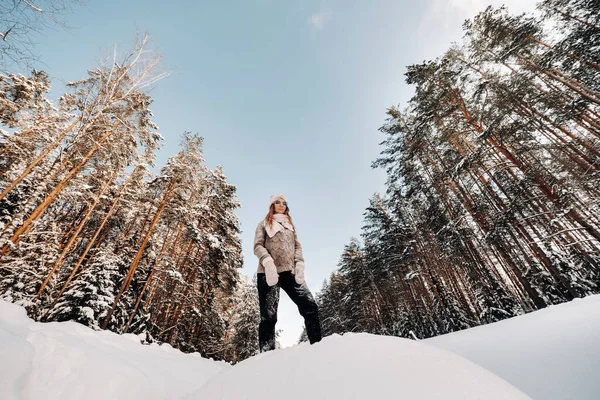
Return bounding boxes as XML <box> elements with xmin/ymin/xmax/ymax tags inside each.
<box><xmin>253</xmin><ymin>194</ymin><xmax>322</xmax><ymax>352</ymax></box>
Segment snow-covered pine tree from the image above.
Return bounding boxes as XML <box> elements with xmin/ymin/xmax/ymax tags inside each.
<box><xmin>46</xmin><ymin>247</ymin><xmax>128</xmax><ymax>330</ymax></box>
<box><xmin>228</xmin><ymin>275</ymin><xmax>260</xmax><ymax>362</ymax></box>
<box><xmin>116</xmin><ymin>133</ymin><xmax>243</xmax><ymax>359</ymax></box>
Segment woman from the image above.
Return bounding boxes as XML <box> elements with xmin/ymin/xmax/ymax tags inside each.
<box><xmin>253</xmin><ymin>194</ymin><xmax>322</xmax><ymax>352</ymax></box>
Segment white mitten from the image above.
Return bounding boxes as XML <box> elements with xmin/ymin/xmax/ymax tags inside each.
<box><xmin>263</xmin><ymin>258</ymin><xmax>279</xmax><ymax>286</ymax></box>
<box><xmin>294</xmin><ymin>261</ymin><xmax>305</xmax><ymax>285</ymax></box>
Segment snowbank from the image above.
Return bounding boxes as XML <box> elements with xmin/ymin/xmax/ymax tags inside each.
<box><xmin>0</xmin><ymin>301</ymin><xmax>228</xmax><ymax>400</ymax></box>
<box><xmin>427</xmin><ymin>295</ymin><xmax>600</xmax><ymax>400</ymax></box>
<box><xmin>2</xmin><ymin>295</ymin><xmax>600</xmax><ymax>399</ymax></box>
<box><xmin>188</xmin><ymin>333</ymin><xmax>529</xmax><ymax>400</ymax></box>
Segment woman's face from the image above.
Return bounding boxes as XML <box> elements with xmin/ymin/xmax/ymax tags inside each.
<box><xmin>273</xmin><ymin>198</ymin><xmax>287</xmax><ymax>214</ymax></box>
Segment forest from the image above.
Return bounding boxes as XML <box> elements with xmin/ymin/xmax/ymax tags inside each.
<box><xmin>0</xmin><ymin>34</ymin><xmax>259</xmax><ymax>362</ymax></box>
<box><xmin>317</xmin><ymin>0</ymin><xmax>600</xmax><ymax>340</ymax></box>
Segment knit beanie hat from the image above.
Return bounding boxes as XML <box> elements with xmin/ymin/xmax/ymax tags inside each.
<box><xmin>269</xmin><ymin>194</ymin><xmax>286</xmax><ymax>207</ymax></box>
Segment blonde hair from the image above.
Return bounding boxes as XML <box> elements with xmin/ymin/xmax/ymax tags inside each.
<box><xmin>265</xmin><ymin>203</ymin><xmax>295</xmax><ymax>230</ymax></box>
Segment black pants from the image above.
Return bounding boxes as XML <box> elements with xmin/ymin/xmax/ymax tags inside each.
<box><xmin>257</xmin><ymin>271</ymin><xmax>322</xmax><ymax>352</ymax></box>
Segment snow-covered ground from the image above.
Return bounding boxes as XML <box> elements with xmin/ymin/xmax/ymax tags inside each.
<box><xmin>1</xmin><ymin>295</ymin><xmax>599</xmax><ymax>399</ymax></box>
<box><xmin>188</xmin><ymin>333</ymin><xmax>528</xmax><ymax>400</ymax></box>
<box><xmin>0</xmin><ymin>302</ymin><xmax>227</xmax><ymax>399</ymax></box>
<box><xmin>427</xmin><ymin>295</ymin><xmax>600</xmax><ymax>400</ymax></box>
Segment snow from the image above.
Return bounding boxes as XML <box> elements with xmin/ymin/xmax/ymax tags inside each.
<box><xmin>0</xmin><ymin>301</ymin><xmax>227</xmax><ymax>400</ymax></box>
<box><xmin>188</xmin><ymin>334</ymin><xmax>529</xmax><ymax>400</ymax></box>
<box><xmin>427</xmin><ymin>295</ymin><xmax>600</xmax><ymax>400</ymax></box>
<box><xmin>207</xmin><ymin>234</ymin><xmax>221</xmax><ymax>248</ymax></box>
<box><xmin>2</xmin><ymin>295</ymin><xmax>600</xmax><ymax>399</ymax></box>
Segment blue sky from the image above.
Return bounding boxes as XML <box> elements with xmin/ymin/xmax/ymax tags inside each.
<box><xmin>19</xmin><ymin>0</ymin><xmax>536</xmax><ymax>347</ymax></box>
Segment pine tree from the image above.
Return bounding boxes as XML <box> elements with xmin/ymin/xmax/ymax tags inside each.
<box><xmin>229</xmin><ymin>275</ymin><xmax>260</xmax><ymax>362</ymax></box>
<box><xmin>46</xmin><ymin>248</ymin><xmax>128</xmax><ymax>330</ymax></box>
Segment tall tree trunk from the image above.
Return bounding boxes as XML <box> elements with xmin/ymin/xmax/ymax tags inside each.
<box><xmin>101</xmin><ymin>178</ymin><xmax>176</xmax><ymax>330</ymax></box>
<box><xmin>2</xmin><ymin>129</ymin><xmax>115</xmax><ymax>253</ymax></box>
<box><xmin>0</xmin><ymin>118</ymin><xmax>80</xmax><ymax>203</ymax></box>
<box><xmin>122</xmin><ymin>225</ymin><xmax>177</xmax><ymax>333</ymax></box>
<box><xmin>36</xmin><ymin>170</ymin><xmax>118</xmax><ymax>298</ymax></box>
